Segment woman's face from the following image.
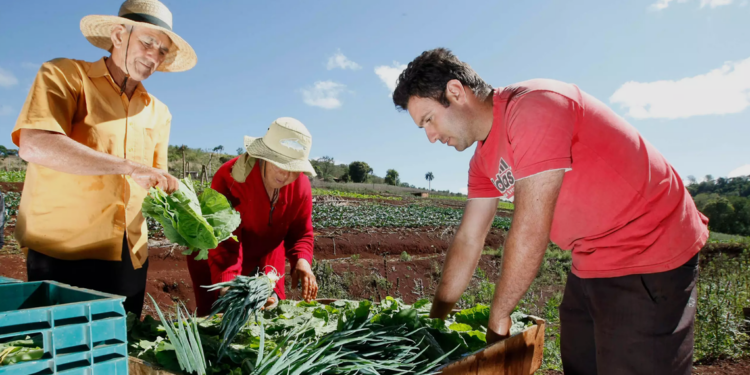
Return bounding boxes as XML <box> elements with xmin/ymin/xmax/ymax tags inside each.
<box><xmin>262</xmin><ymin>161</ymin><xmax>300</xmax><ymax>190</ymax></box>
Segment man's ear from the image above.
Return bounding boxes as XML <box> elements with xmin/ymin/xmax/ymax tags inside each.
<box><xmin>445</xmin><ymin>79</ymin><xmax>467</xmax><ymax>105</ymax></box>
<box><xmin>110</xmin><ymin>24</ymin><xmax>128</xmax><ymax>49</ymax></box>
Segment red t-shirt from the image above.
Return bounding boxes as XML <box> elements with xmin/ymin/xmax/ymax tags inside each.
<box><xmin>468</xmin><ymin>79</ymin><xmax>709</xmax><ymax>278</ymax></box>
<box><xmin>207</xmin><ymin>157</ymin><xmax>314</xmax><ymax>298</ymax></box>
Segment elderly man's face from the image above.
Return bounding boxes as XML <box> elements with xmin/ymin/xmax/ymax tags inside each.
<box><xmin>112</xmin><ymin>25</ymin><xmax>172</xmax><ymax>81</ymax></box>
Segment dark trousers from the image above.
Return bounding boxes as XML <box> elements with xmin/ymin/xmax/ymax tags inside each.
<box><xmin>26</xmin><ymin>235</ymin><xmax>149</xmax><ymax>318</ymax></box>
<box><xmin>560</xmin><ymin>253</ymin><xmax>699</xmax><ymax>375</ymax></box>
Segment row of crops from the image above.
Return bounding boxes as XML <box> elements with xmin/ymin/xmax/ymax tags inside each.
<box><xmin>4</xmin><ymin>192</ymin><xmax>511</xmax><ymax>230</ymax></box>
<box><xmin>313</xmin><ymin>204</ymin><xmax>511</xmax><ymax>229</ymax></box>
<box><xmin>0</xmin><ymin>171</ymin><xmax>25</xmax><ymax>183</ymax></box>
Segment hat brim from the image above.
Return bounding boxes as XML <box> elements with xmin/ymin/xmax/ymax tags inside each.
<box><xmin>80</xmin><ymin>15</ymin><xmax>196</xmax><ymax>72</ymax></box>
<box><xmin>244</xmin><ymin>136</ymin><xmax>317</xmax><ymax>178</ymax></box>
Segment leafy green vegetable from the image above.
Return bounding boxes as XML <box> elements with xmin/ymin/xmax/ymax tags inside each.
<box><xmin>0</xmin><ymin>335</ymin><xmax>45</xmax><ymax>366</ymax></box>
<box><xmin>203</xmin><ymin>270</ymin><xmax>281</xmax><ymax>361</ymax></box>
<box><xmin>128</xmin><ymin>297</ymin><xmax>537</xmax><ymax>374</ymax></box>
<box><xmin>142</xmin><ymin>176</ymin><xmax>241</xmax><ymax>260</ymax></box>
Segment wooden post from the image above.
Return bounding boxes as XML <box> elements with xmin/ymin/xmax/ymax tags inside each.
<box><xmin>181</xmin><ymin>146</ymin><xmax>186</xmax><ymax>179</ymax></box>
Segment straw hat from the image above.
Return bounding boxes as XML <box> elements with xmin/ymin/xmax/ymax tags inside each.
<box><xmin>244</xmin><ymin>118</ymin><xmax>317</xmax><ymax>178</ymax></box>
<box><xmin>80</xmin><ymin>0</ymin><xmax>196</xmax><ymax>72</ymax></box>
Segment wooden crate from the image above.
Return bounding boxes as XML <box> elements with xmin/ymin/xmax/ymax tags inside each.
<box><xmin>436</xmin><ymin>316</ymin><xmax>546</xmax><ymax>375</ymax></box>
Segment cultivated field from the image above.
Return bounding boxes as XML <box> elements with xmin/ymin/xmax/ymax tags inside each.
<box><xmin>1</xmin><ymin>172</ymin><xmax>748</xmax><ymax>373</ymax></box>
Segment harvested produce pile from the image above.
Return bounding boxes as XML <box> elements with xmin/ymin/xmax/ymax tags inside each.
<box><xmin>142</xmin><ymin>177</ymin><xmax>241</xmax><ymax>260</ymax></box>
<box><xmin>313</xmin><ymin>204</ymin><xmax>512</xmax><ymax>229</ymax></box>
<box><xmin>127</xmin><ymin>297</ymin><xmax>534</xmax><ymax>375</ymax></box>
<box><xmin>0</xmin><ymin>336</ymin><xmax>44</xmax><ymax>366</ymax></box>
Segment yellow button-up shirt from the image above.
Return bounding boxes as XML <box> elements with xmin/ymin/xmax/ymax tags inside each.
<box><xmin>11</xmin><ymin>57</ymin><xmax>171</xmax><ymax>268</ymax></box>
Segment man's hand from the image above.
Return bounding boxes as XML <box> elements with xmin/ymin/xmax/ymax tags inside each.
<box><xmin>130</xmin><ymin>163</ymin><xmax>179</xmax><ymax>193</ymax></box>
<box><xmin>291</xmin><ymin>259</ymin><xmax>318</xmax><ymax>302</ymax></box>
<box><xmin>486</xmin><ymin>316</ymin><xmax>512</xmax><ymax>344</ymax></box>
<box><xmin>430</xmin><ymin>197</ymin><xmax>499</xmax><ymax>320</ymax></box>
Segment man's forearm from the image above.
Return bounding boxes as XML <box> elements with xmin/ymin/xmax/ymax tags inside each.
<box><xmin>487</xmin><ymin>224</ymin><xmax>548</xmax><ymax>331</ymax></box>
<box><xmin>19</xmin><ymin>129</ymin><xmax>135</xmax><ymax>176</ymax></box>
<box><xmin>487</xmin><ymin>169</ymin><xmax>565</xmax><ymax>335</ymax></box>
<box><xmin>430</xmin><ymin>228</ymin><xmax>486</xmax><ymax>319</ymax></box>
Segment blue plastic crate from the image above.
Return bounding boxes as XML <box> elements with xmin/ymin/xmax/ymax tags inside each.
<box><xmin>0</xmin><ymin>281</ymin><xmax>129</xmax><ymax>374</ymax></box>
<box><xmin>0</xmin><ymin>276</ymin><xmax>20</xmax><ymax>284</ymax></box>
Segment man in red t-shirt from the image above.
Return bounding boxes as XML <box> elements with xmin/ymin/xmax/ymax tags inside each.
<box><xmin>392</xmin><ymin>48</ymin><xmax>708</xmax><ymax>375</ymax></box>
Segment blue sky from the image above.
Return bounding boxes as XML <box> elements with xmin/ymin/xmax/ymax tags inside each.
<box><xmin>1</xmin><ymin>0</ymin><xmax>748</xmax><ymax>194</ymax></box>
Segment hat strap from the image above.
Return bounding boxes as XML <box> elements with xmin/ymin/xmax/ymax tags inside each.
<box><xmin>120</xmin><ymin>12</ymin><xmax>172</xmax><ymax>31</ymax></box>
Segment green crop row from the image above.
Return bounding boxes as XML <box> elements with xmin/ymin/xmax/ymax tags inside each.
<box><xmin>312</xmin><ymin>188</ymin><xmax>402</xmax><ymax>201</ymax></box>
<box><xmin>0</xmin><ymin>171</ymin><xmax>26</xmax><ymax>183</ymax></box>
<box><xmin>313</xmin><ymin>203</ymin><xmax>511</xmax><ymax>229</ymax></box>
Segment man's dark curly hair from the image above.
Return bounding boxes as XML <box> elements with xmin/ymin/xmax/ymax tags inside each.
<box><xmin>393</xmin><ymin>48</ymin><xmax>492</xmax><ymax>111</ymax></box>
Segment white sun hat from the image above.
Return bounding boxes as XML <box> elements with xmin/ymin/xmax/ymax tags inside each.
<box><xmin>243</xmin><ymin>117</ymin><xmax>317</xmax><ymax>178</ymax></box>
<box><xmin>80</xmin><ymin>0</ymin><xmax>196</xmax><ymax>72</ymax></box>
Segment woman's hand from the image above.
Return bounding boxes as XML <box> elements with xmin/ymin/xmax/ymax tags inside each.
<box><xmin>291</xmin><ymin>259</ymin><xmax>318</xmax><ymax>302</ymax></box>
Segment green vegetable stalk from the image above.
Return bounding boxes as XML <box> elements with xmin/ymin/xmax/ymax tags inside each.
<box><xmin>203</xmin><ymin>269</ymin><xmax>282</xmax><ymax>361</ymax></box>
<box><xmin>142</xmin><ymin>176</ymin><xmax>241</xmax><ymax>260</ymax></box>
<box><xmin>0</xmin><ymin>336</ymin><xmax>44</xmax><ymax>367</ymax></box>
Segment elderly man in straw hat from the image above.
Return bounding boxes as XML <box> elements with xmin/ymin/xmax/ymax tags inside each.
<box><xmin>187</xmin><ymin>118</ymin><xmax>319</xmax><ymax>316</ymax></box>
<box><xmin>11</xmin><ymin>0</ymin><xmax>196</xmax><ymax>317</ymax></box>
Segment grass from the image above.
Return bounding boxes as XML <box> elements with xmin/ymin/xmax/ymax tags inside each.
<box><xmin>694</xmin><ymin>250</ymin><xmax>750</xmax><ymax>363</ymax></box>
<box><xmin>0</xmin><ymin>170</ymin><xmax>25</xmax><ymax>183</ymax></box>
<box><xmin>312</xmin><ymin>188</ymin><xmax>402</xmax><ymax>201</ymax></box>
<box><xmin>430</xmin><ymin>194</ymin><xmax>515</xmax><ymax>210</ymax></box>
<box><xmin>708</xmin><ymin>231</ymin><xmax>750</xmax><ymax>245</ymax></box>
<box><xmin>399</xmin><ymin>251</ymin><xmax>412</xmax><ymax>262</ymax></box>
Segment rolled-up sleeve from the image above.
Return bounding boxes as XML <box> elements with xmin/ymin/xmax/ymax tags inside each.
<box><xmin>12</xmin><ymin>59</ymin><xmax>82</xmax><ymax>147</ymax></box>
<box><xmin>507</xmin><ymin>91</ymin><xmax>576</xmax><ymax>180</ymax></box>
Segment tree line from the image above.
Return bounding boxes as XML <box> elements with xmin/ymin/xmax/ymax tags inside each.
<box><xmin>686</xmin><ymin>175</ymin><xmax>750</xmax><ymax>236</ymax></box>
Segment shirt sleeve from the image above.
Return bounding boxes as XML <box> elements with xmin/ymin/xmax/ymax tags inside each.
<box><xmin>283</xmin><ymin>180</ymin><xmax>314</xmax><ymax>268</ymax></box>
<box><xmin>208</xmin><ymin>164</ymin><xmax>244</xmax><ymax>284</ymax></box>
<box><xmin>467</xmin><ymin>154</ymin><xmax>502</xmax><ymax>199</ymax></box>
<box><xmin>153</xmin><ymin>113</ymin><xmax>171</xmax><ymax>171</ymax></box>
<box><xmin>506</xmin><ymin>91</ymin><xmax>576</xmax><ymax>180</ymax></box>
<box><xmin>12</xmin><ymin>59</ymin><xmax>82</xmax><ymax>147</ymax></box>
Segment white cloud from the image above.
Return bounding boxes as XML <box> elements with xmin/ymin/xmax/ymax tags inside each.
<box><xmin>300</xmin><ymin>81</ymin><xmax>347</xmax><ymax>109</ymax></box>
<box><xmin>649</xmin><ymin>0</ymin><xmax>687</xmax><ymax>10</ymax></box>
<box><xmin>0</xmin><ymin>105</ymin><xmax>13</xmax><ymax>116</ymax></box>
<box><xmin>374</xmin><ymin>62</ymin><xmax>407</xmax><ymax>93</ymax></box>
<box><xmin>459</xmin><ymin>187</ymin><xmax>468</xmax><ymax>195</ymax></box>
<box><xmin>700</xmin><ymin>0</ymin><xmax>733</xmax><ymax>7</ymax></box>
<box><xmin>0</xmin><ymin>67</ymin><xmax>19</xmax><ymax>88</ymax></box>
<box><xmin>609</xmin><ymin>56</ymin><xmax>750</xmax><ymax>120</ymax></box>
<box><xmin>649</xmin><ymin>0</ymin><xmax>733</xmax><ymax>9</ymax></box>
<box><xmin>728</xmin><ymin>164</ymin><xmax>750</xmax><ymax>178</ymax></box>
<box><xmin>326</xmin><ymin>50</ymin><xmax>361</xmax><ymax>71</ymax></box>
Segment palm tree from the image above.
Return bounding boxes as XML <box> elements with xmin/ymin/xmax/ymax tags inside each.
<box><xmin>425</xmin><ymin>172</ymin><xmax>434</xmax><ymax>191</ymax></box>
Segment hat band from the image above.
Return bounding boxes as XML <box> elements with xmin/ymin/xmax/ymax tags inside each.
<box><xmin>120</xmin><ymin>12</ymin><xmax>172</xmax><ymax>31</ymax></box>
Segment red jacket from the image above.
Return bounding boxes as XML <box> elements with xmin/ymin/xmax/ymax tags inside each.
<box><xmin>206</xmin><ymin>156</ymin><xmax>314</xmax><ymax>299</ymax></box>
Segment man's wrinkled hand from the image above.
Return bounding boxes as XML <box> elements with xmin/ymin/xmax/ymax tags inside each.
<box><xmin>130</xmin><ymin>163</ymin><xmax>179</xmax><ymax>193</ymax></box>
<box><xmin>291</xmin><ymin>259</ymin><xmax>318</xmax><ymax>302</ymax></box>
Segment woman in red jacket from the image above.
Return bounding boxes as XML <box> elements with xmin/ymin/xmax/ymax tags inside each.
<box><xmin>187</xmin><ymin>117</ymin><xmax>319</xmax><ymax>316</ymax></box>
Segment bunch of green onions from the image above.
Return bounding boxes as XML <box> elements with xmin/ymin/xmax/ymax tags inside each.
<box><xmin>203</xmin><ymin>269</ymin><xmax>281</xmax><ymax>360</ymax></box>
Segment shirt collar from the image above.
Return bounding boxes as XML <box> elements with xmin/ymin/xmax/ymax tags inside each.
<box><xmin>88</xmin><ymin>57</ymin><xmax>152</xmax><ymax>105</ymax></box>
